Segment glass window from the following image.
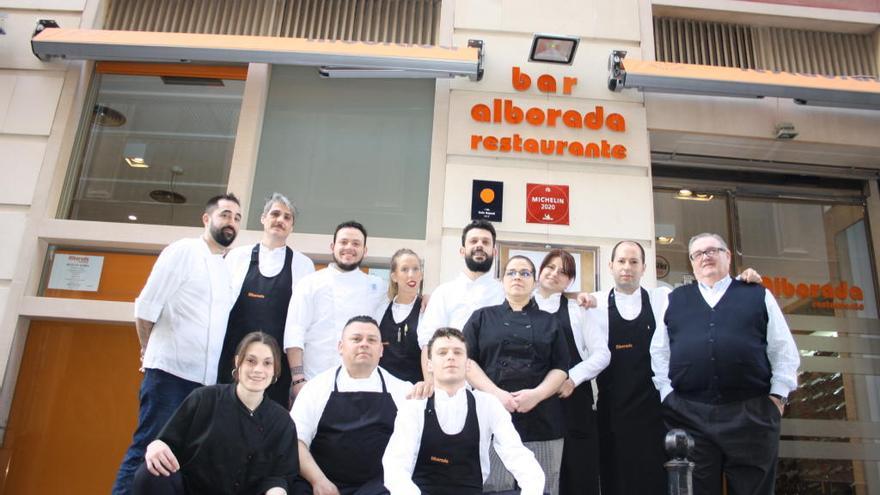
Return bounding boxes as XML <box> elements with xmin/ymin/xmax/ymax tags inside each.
<box><xmin>62</xmin><ymin>64</ymin><xmax>246</xmax><ymax>226</ymax></box>
<box><xmin>250</xmin><ymin>66</ymin><xmax>435</xmax><ymax>239</ymax></box>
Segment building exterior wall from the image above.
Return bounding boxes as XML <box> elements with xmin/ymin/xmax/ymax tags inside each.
<box><xmin>0</xmin><ymin>1</ymin><xmax>879</xmax><ymax>490</ymax></box>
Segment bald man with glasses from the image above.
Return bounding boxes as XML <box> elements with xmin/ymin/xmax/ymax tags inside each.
<box><xmin>650</xmin><ymin>233</ymin><xmax>800</xmax><ymax>495</ymax></box>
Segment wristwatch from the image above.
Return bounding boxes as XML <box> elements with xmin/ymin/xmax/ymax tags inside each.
<box><xmin>770</xmin><ymin>393</ymin><xmax>789</xmax><ymax>406</ymax></box>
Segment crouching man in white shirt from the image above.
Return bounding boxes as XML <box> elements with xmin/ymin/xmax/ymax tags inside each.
<box><xmin>383</xmin><ymin>328</ymin><xmax>544</xmax><ymax>495</ymax></box>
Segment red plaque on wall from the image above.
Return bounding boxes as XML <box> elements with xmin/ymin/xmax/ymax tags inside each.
<box><xmin>526</xmin><ymin>183</ymin><xmax>569</xmax><ymax>225</ymax></box>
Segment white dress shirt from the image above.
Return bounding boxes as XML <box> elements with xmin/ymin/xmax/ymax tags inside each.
<box><xmin>418</xmin><ymin>272</ymin><xmax>504</xmax><ymax>348</ymax></box>
<box><xmin>291</xmin><ymin>366</ymin><xmax>413</xmax><ymax>446</ymax></box>
<box><xmin>534</xmin><ymin>292</ymin><xmax>610</xmax><ymax>385</ymax></box>
<box><xmin>283</xmin><ymin>264</ymin><xmax>387</xmax><ymax>379</ymax></box>
<box><xmin>135</xmin><ymin>237</ymin><xmax>234</xmax><ymax>385</ymax></box>
<box><xmin>225</xmin><ymin>242</ymin><xmax>315</xmax><ymax>298</ymax></box>
<box><xmin>649</xmin><ymin>276</ymin><xmax>801</xmax><ymax>401</ymax></box>
<box><xmin>382</xmin><ymin>385</ymin><xmax>545</xmax><ymax>495</ymax></box>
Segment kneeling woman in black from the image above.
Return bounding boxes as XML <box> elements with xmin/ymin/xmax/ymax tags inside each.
<box><xmin>133</xmin><ymin>332</ymin><xmax>299</xmax><ymax>495</ymax></box>
<box><xmin>464</xmin><ymin>255</ymin><xmax>570</xmax><ymax>495</ymax></box>
<box><xmin>375</xmin><ymin>248</ymin><xmax>423</xmax><ymax>383</ymax></box>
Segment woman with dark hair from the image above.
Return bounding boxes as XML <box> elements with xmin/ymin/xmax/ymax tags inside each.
<box><xmin>535</xmin><ymin>249</ymin><xmax>610</xmax><ymax>495</ymax></box>
<box><xmin>133</xmin><ymin>332</ymin><xmax>299</xmax><ymax>495</ymax></box>
<box><xmin>374</xmin><ymin>248</ymin><xmax>424</xmax><ymax>383</ymax></box>
<box><xmin>464</xmin><ymin>255</ymin><xmax>570</xmax><ymax>495</ymax></box>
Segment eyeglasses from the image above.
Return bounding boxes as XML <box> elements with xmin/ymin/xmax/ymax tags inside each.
<box><xmin>689</xmin><ymin>247</ymin><xmax>727</xmax><ymax>261</ymax></box>
<box><xmin>504</xmin><ymin>269</ymin><xmax>534</xmax><ymax>279</ymax></box>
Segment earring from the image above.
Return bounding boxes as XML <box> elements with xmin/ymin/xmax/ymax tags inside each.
<box><xmin>231</xmin><ymin>368</ymin><xmax>238</xmax><ymax>380</ymax></box>
<box><xmin>272</xmin><ymin>376</ymin><xmax>278</xmax><ymax>384</ymax></box>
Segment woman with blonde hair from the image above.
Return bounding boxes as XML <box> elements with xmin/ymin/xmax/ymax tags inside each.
<box><xmin>374</xmin><ymin>248</ymin><xmax>424</xmax><ymax>383</ymax></box>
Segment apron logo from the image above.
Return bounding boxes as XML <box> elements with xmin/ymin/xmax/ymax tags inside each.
<box><xmin>430</xmin><ymin>456</ymin><xmax>450</xmax><ymax>464</ymax></box>
<box><xmin>615</xmin><ymin>343</ymin><xmax>633</xmax><ymax>350</ymax></box>
<box><xmin>247</xmin><ymin>292</ymin><xmax>266</xmax><ymax>299</ymax></box>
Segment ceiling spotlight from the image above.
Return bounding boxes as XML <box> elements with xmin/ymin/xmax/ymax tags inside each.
<box><xmin>529</xmin><ymin>34</ymin><xmax>579</xmax><ymax>65</ymax></box>
<box><xmin>775</xmin><ymin>122</ymin><xmax>798</xmax><ymax>140</ymax></box>
<box><xmin>127</xmin><ymin>214</ymin><xmax>138</xmax><ymax>221</ymax></box>
<box><xmin>123</xmin><ymin>142</ymin><xmax>149</xmax><ymax>168</ymax></box>
<box><xmin>657</xmin><ymin>236</ymin><xmax>675</xmax><ymax>245</ymax></box>
<box><xmin>125</xmin><ymin>157</ymin><xmax>149</xmax><ymax>168</ymax></box>
<box><xmin>677</xmin><ymin>189</ymin><xmax>693</xmax><ymax>197</ymax></box>
<box><xmin>93</xmin><ymin>105</ymin><xmax>126</xmax><ymax>127</ymax></box>
<box><xmin>676</xmin><ymin>191</ymin><xmax>714</xmax><ymax>201</ymax></box>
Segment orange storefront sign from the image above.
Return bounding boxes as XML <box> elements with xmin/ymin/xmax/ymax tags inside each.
<box><xmin>469</xmin><ymin>67</ymin><xmax>629</xmax><ymax>160</ymax></box>
<box><xmin>763</xmin><ymin>276</ymin><xmax>865</xmax><ymax>311</ymax></box>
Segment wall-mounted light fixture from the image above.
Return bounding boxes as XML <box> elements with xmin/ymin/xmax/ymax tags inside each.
<box><xmin>529</xmin><ymin>34</ymin><xmax>579</xmax><ymax>65</ymax></box>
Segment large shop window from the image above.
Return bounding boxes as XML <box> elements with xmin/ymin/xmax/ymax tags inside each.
<box><xmin>61</xmin><ymin>63</ymin><xmax>246</xmax><ymax>226</ymax></box>
<box><xmin>250</xmin><ymin>66</ymin><xmax>434</xmax><ymax>238</ymax></box>
<box><xmin>653</xmin><ymin>177</ymin><xmax>880</xmax><ymax>494</ymax></box>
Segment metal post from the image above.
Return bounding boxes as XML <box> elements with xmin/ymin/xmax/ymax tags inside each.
<box><xmin>665</xmin><ymin>428</ymin><xmax>695</xmax><ymax>495</ymax></box>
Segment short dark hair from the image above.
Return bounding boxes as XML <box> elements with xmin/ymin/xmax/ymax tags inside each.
<box><xmin>233</xmin><ymin>331</ymin><xmax>282</xmax><ymax>381</ymax></box>
<box><xmin>539</xmin><ymin>249</ymin><xmax>576</xmax><ymax>279</ymax></box>
<box><xmin>334</xmin><ymin>220</ymin><xmax>368</xmax><ymax>244</ymax></box>
<box><xmin>504</xmin><ymin>255</ymin><xmax>536</xmax><ymax>279</ymax></box>
<box><xmin>610</xmin><ymin>240</ymin><xmax>645</xmax><ymax>264</ymax></box>
<box><xmin>461</xmin><ymin>220</ymin><xmax>496</xmax><ymax>246</ymax></box>
<box><xmin>343</xmin><ymin>315</ymin><xmax>379</xmax><ymax>333</ymax></box>
<box><xmin>427</xmin><ymin>327</ymin><xmax>467</xmax><ymax>358</ymax></box>
<box><xmin>205</xmin><ymin>193</ymin><xmax>240</xmax><ymax>214</ymax></box>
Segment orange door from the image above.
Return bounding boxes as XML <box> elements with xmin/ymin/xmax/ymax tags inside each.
<box><xmin>0</xmin><ymin>321</ymin><xmax>142</xmax><ymax>494</ymax></box>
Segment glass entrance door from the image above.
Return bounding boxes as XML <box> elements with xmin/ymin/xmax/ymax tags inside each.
<box><xmin>654</xmin><ymin>185</ymin><xmax>880</xmax><ymax>495</ymax></box>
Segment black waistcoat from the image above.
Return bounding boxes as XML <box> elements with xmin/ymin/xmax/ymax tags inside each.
<box><xmin>664</xmin><ymin>279</ymin><xmax>771</xmax><ymax>403</ymax></box>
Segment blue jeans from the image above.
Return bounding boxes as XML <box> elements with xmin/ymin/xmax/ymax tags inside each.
<box><xmin>112</xmin><ymin>369</ymin><xmax>201</xmax><ymax>495</ymax></box>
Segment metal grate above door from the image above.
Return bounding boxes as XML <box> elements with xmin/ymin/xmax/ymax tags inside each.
<box><xmin>654</xmin><ymin>16</ymin><xmax>877</xmax><ymax>77</ymax></box>
<box><xmin>103</xmin><ymin>0</ymin><xmax>441</xmax><ymax>44</ymax></box>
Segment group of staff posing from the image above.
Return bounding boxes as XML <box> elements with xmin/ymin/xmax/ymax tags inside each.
<box><xmin>113</xmin><ymin>191</ymin><xmax>800</xmax><ymax>495</ymax></box>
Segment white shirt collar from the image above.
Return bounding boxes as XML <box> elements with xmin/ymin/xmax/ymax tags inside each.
<box><xmin>457</xmin><ymin>270</ymin><xmax>496</xmax><ymax>286</ymax></box>
<box><xmin>699</xmin><ymin>275</ymin><xmax>732</xmax><ymax>292</ymax></box>
<box><xmin>259</xmin><ymin>242</ymin><xmax>287</xmax><ymax>254</ymax></box>
<box><xmin>435</xmin><ymin>384</ymin><xmax>467</xmax><ymax>403</ymax></box>
<box><xmin>613</xmin><ymin>287</ymin><xmax>641</xmax><ymax>301</ymax></box>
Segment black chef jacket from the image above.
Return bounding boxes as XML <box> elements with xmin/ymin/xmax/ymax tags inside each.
<box><xmin>158</xmin><ymin>384</ymin><xmax>299</xmax><ymax>495</ymax></box>
<box><xmin>463</xmin><ymin>298</ymin><xmax>570</xmax><ymax>441</ymax></box>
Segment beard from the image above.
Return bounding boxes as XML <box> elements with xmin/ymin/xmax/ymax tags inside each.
<box><xmin>210</xmin><ymin>223</ymin><xmax>237</xmax><ymax>247</ymax></box>
<box><xmin>333</xmin><ymin>253</ymin><xmax>362</xmax><ymax>272</ymax></box>
<box><xmin>464</xmin><ymin>250</ymin><xmax>493</xmax><ymax>273</ymax></box>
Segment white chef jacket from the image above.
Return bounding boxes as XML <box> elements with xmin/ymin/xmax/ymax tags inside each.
<box><xmin>135</xmin><ymin>237</ymin><xmax>234</xmax><ymax>385</ymax></box>
<box><xmin>649</xmin><ymin>276</ymin><xmax>801</xmax><ymax>401</ymax></box>
<box><xmin>534</xmin><ymin>292</ymin><xmax>610</xmax><ymax>385</ymax></box>
<box><xmin>283</xmin><ymin>264</ymin><xmax>387</xmax><ymax>379</ymax></box>
<box><xmin>225</xmin><ymin>242</ymin><xmax>315</xmax><ymax>299</ymax></box>
<box><xmin>418</xmin><ymin>272</ymin><xmax>504</xmax><ymax>348</ymax></box>
<box><xmin>291</xmin><ymin>365</ymin><xmax>413</xmax><ymax>446</ymax></box>
<box><xmin>383</xmin><ymin>385</ymin><xmax>545</xmax><ymax>495</ymax></box>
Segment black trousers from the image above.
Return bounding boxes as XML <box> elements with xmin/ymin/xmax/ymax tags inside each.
<box><xmin>291</xmin><ymin>475</ymin><xmax>389</xmax><ymax>495</ymax></box>
<box><xmin>559</xmin><ymin>430</ymin><xmax>600</xmax><ymax>495</ymax></box>
<box><xmin>662</xmin><ymin>393</ymin><xmax>782</xmax><ymax>495</ymax></box>
<box><xmin>132</xmin><ymin>464</ymin><xmax>184</xmax><ymax>495</ymax></box>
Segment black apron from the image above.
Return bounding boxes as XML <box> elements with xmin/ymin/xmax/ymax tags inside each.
<box><xmin>412</xmin><ymin>390</ymin><xmax>482</xmax><ymax>495</ymax></box>
<box><xmin>596</xmin><ymin>288</ymin><xmax>667</xmax><ymax>495</ymax></box>
<box><xmin>219</xmin><ymin>244</ymin><xmax>293</xmax><ymax>407</ymax></box>
<box><xmin>556</xmin><ymin>295</ymin><xmax>601</xmax><ymax>495</ymax></box>
<box><xmin>378</xmin><ymin>297</ymin><xmax>423</xmax><ymax>383</ymax></box>
<box><xmin>310</xmin><ymin>367</ymin><xmax>398</xmax><ymax>494</ymax></box>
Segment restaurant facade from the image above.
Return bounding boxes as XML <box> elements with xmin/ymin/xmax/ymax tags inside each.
<box><xmin>1</xmin><ymin>0</ymin><xmax>880</xmax><ymax>492</ymax></box>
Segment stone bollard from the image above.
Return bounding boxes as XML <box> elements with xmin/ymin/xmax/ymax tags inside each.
<box><xmin>665</xmin><ymin>428</ymin><xmax>695</xmax><ymax>495</ymax></box>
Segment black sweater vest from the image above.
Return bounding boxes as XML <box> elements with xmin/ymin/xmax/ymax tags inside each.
<box><xmin>664</xmin><ymin>279</ymin><xmax>771</xmax><ymax>403</ymax></box>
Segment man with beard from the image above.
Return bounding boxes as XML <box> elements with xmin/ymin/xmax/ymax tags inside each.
<box><xmin>285</xmin><ymin>220</ymin><xmax>386</xmax><ymax>400</ymax></box>
<box><xmin>418</xmin><ymin>220</ymin><xmax>504</xmax><ymax>381</ymax></box>
<box><xmin>113</xmin><ymin>193</ymin><xmax>242</xmax><ymax>495</ymax></box>
<box><xmin>219</xmin><ymin>193</ymin><xmax>315</xmax><ymax>407</ymax></box>
<box><xmin>651</xmin><ymin>233</ymin><xmax>799</xmax><ymax>495</ymax></box>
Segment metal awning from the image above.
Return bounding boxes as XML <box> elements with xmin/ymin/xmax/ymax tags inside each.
<box><xmin>31</xmin><ymin>25</ymin><xmax>483</xmax><ymax>80</ymax></box>
<box><xmin>608</xmin><ymin>50</ymin><xmax>880</xmax><ymax>110</ymax></box>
